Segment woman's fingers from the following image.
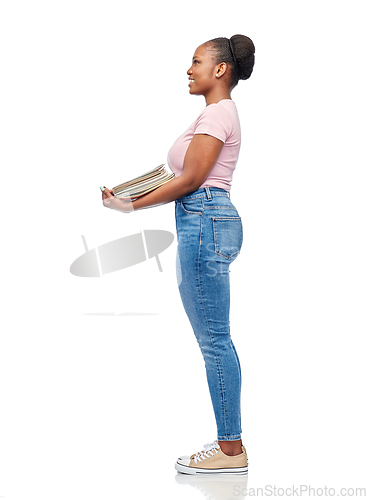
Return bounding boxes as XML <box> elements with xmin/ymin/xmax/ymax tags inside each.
<box><xmin>101</xmin><ymin>187</ymin><xmax>114</xmax><ymax>200</ymax></box>
<box><xmin>101</xmin><ymin>187</ymin><xmax>132</xmax><ymax>212</ymax></box>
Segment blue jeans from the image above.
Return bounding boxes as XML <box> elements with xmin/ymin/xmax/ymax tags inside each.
<box><xmin>175</xmin><ymin>187</ymin><xmax>243</xmax><ymax>441</ymax></box>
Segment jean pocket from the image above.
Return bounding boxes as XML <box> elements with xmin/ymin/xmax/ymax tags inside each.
<box><xmin>180</xmin><ymin>200</ymin><xmax>203</xmax><ymax>214</ymax></box>
<box><xmin>212</xmin><ymin>216</ymin><xmax>243</xmax><ymax>260</ymax></box>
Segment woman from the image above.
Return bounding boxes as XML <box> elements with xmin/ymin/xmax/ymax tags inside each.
<box><xmin>102</xmin><ymin>34</ymin><xmax>255</xmax><ymax>475</ymax></box>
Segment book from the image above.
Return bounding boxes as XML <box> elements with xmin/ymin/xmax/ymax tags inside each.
<box><xmin>111</xmin><ymin>164</ymin><xmax>175</xmax><ymax>200</ymax></box>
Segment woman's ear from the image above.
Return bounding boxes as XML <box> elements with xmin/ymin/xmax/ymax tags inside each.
<box><xmin>215</xmin><ymin>62</ymin><xmax>228</xmax><ymax>78</ymax></box>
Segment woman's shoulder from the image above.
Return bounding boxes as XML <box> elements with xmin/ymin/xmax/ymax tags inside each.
<box><xmin>217</xmin><ymin>99</ymin><xmax>239</xmax><ymax>117</ymax></box>
<box><xmin>193</xmin><ymin>100</ymin><xmax>238</xmax><ymax>142</ymax></box>
<box><xmin>197</xmin><ymin>100</ymin><xmax>234</xmax><ymax>122</ymax></box>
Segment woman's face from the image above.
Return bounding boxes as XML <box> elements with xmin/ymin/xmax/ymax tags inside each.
<box><xmin>187</xmin><ymin>44</ymin><xmax>217</xmax><ymax>96</ymax></box>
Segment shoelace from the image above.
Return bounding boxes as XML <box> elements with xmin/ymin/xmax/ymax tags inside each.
<box><xmin>193</xmin><ymin>440</ymin><xmax>220</xmax><ymax>464</ymax></box>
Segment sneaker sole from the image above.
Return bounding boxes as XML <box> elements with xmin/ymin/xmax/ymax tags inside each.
<box><xmin>175</xmin><ymin>461</ymin><xmax>248</xmax><ymax>475</ymax></box>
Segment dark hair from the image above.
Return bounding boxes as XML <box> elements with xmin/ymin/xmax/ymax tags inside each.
<box><xmin>206</xmin><ymin>34</ymin><xmax>255</xmax><ymax>88</ymax></box>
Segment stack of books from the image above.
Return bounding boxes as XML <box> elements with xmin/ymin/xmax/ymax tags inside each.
<box><xmin>111</xmin><ymin>164</ymin><xmax>174</xmax><ymax>200</ymax></box>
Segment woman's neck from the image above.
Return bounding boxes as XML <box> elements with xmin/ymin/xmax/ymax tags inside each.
<box><xmin>205</xmin><ymin>89</ymin><xmax>232</xmax><ymax>106</ymax></box>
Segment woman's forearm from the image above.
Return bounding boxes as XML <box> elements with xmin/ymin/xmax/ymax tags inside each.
<box><xmin>106</xmin><ymin>135</ymin><xmax>224</xmax><ymax>213</ymax></box>
<box><xmin>103</xmin><ymin>134</ymin><xmax>224</xmax><ymax>213</ymax></box>
<box><xmin>130</xmin><ymin>174</ymin><xmax>197</xmax><ymax>211</ymax></box>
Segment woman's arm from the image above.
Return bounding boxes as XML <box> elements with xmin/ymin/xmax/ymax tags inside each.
<box><xmin>102</xmin><ymin>133</ymin><xmax>224</xmax><ymax>212</ymax></box>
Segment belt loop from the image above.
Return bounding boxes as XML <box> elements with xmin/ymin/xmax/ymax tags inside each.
<box><xmin>205</xmin><ymin>187</ymin><xmax>212</xmax><ymax>200</ymax></box>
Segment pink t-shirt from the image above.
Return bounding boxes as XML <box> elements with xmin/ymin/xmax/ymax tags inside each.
<box><xmin>167</xmin><ymin>99</ymin><xmax>241</xmax><ymax>191</ymax></box>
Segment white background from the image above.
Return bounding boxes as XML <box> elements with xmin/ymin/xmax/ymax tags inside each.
<box><xmin>1</xmin><ymin>1</ymin><xmax>366</xmax><ymax>499</ymax></box>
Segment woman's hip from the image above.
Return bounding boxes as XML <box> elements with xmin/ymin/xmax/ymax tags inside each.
<box><xmin>175</xmin><ymin>203</ymin><xmax>243</xmax><ymax>264</ymax></box>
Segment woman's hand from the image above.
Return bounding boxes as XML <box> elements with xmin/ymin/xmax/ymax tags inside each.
<box><xmin>101</xmin><ymin>187</ymin><xmax>134</xmax><ymax>213</ymax></box>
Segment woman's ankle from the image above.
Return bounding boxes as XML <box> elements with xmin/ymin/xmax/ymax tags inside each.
<box><xmin>218</xmin><ymin>439</ymin><xmax>243</xmax><ymax>456</ymax></box>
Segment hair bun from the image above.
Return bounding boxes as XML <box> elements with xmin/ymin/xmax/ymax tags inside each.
<box><xmin>230</xmin><ymin>34</ymin><xmax>255</xmax><ymax>80</ymax></box>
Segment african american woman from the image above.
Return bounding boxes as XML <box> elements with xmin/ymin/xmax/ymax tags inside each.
<box><xmin>102</xmin><ymin>34</ymin><xmax>255</xmax><ymax>475</ymax></box>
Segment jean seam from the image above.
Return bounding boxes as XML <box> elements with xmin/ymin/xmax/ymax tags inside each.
<box><xmin>199</xmin><ymin>199</ymin><xmax>204</xmax><ymax>244</ymax></box>
<box><xmin>217</xmin><ymin>434</ymin><xmax>242</xmax><ymax>441</ymax></box>
<box><xmin>180</xmin><ymin>201</ymin><xmax>203</xmax><ymax>215</ymax></box>
<box><xmin>197</xmin><ymin>241</ymin><xmax>229</xmax><ymax>438</ymax></box>
<box><xmin>204</xmin><ymin>206</ymin><xmax>237</xmax><ymax>210</ymax></box>
<box><xmin>229</xmin><ymin>340</ymin><xmax>242</xmax><ymax>435</ymax></box>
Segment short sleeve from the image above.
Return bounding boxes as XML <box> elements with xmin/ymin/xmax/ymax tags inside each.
<box><xmin>193</xmin><ymin>103</ymin><xmax>232</xmax><ymax>143</ymax></box>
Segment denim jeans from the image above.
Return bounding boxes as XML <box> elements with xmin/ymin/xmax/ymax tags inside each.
<box><xmin>175</xmin><ymin>186</ymin><xmax>243</xmax><ymax>441</ymax></box>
